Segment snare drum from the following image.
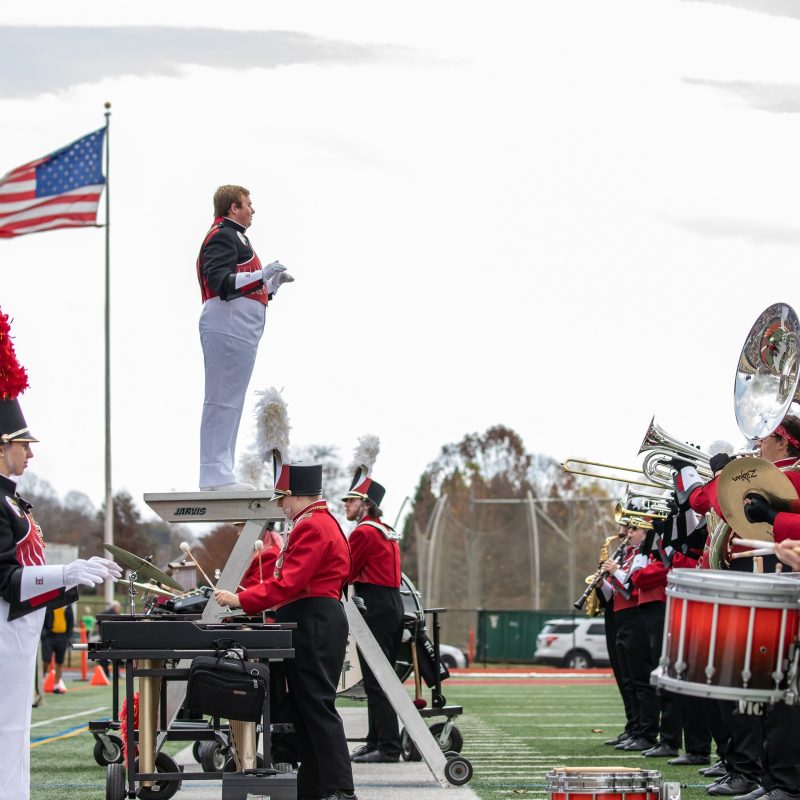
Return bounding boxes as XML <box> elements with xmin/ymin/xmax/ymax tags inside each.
<box><xmin>547</xmin><ymin>768</ymin><xmax>661</xmax><ymax>800</ymax></box>
<box><xmin>655</xmin><ymin>569</ymin><xmax>800</xmax><ymax>704</ymax></box>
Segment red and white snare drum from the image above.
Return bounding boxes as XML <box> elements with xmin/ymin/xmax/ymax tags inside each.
<box><xmin>654</xmin><ymin>569</ymin><xmax>800</xmax><ymax>704</ymax></box>
<box><xmin>547</xmin><ymin>768</ymin><xmax>662</xmax><ymax>800</ymax></box>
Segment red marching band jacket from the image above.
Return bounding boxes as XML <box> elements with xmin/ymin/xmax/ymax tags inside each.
<box><xmin>348</xmin><ymin>516</ymin><xmax>401</xmax><ymax>587</ymax></box>
<box><xmin>238</xmin><ymin>502</ymin><xmax>351</xmax><ymax>615</ymax></box>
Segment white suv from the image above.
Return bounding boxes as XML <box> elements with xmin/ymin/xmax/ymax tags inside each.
<box><xmin>533</xmin><ymin>617</ymin><xmax>609</xmax><ymax>669</ymax></box>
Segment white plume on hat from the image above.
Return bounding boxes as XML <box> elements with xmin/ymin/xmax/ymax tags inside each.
<box><xmin>349</xmin><ymin>434</ymin><xmax>380</xmax><ymax>474</ymax></box>
<box><xmin>254</xmin><ymin>387</ymin><xmax>291</xmax><ymax>463</ymax></box>
<box><xmin>237</xmin><ymin>448</ymin><xmax>266</xmax><ymax>488</ymax></box>
<box><xmin>708</xmin><ymin>439</ymin><xmax>734</xmax><ymax>457</ymax></box>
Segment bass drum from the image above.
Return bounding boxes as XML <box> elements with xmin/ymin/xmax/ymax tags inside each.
<box><xmin>337</xmin><ymin>572</ymin><xmax>424</xmax><ymax>699</ymax></box>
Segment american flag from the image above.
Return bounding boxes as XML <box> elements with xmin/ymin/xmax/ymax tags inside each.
<box><xmin>0</xmin><ymin>128</ymin><xmax>106</xmax><ymax>238</ymax></box>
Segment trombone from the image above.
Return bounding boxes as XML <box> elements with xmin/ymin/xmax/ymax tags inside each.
<box><xmin>561</xmin><ymin>458</ymin><xmax>663</xmax><ymax>490</ymax></box>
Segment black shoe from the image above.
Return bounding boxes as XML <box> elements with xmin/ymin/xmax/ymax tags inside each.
<box><xmin>708</xmin><ymin>774</ymin><xmax>760</xmax><ymax>796</ymax></box>
<box><xmin>350</xmin><ymin>749</ymin><xmax>400</xmax><ymax>764</ymax></box>
<box><xmin>643</xmin><ymin>743</ymin><xmax>680</xmax><ymax>758</ymax></box>
<box><xmin>624</xmin><ymin>737</ymin><xmax>657</xmax><ymax>752</ymax></box>
<box><xmin>732</xmin><ymin>788</ymin><xmax>766</xmax><ymax>800</ymax></box>
<box><xmin>605</xmin><ymin>732</ymin><xmax>630</xmax><ymax>746</ymax></box>
<box><xmin>670</xmin><ymin>753</ymin><xmax>712</xmax><ymax>766</ymax></box>
<box><xmin>614</xmin><ymin>736</ymin><xmax>634</xmax><ymax>750</ymax></box>
<box><xmin>703</xmin><ymin>763</ymin><xmax>729</xmax><ymax>778</ymax></box>
<box><xmin>763</xmin><ymin>791</ymin><xmax>800</xmax><ymax>800</ymax></box>
<box><xmin>349</xmin><ymin>745</ymin><xmax>375</xmax><ymax>761</ymax></box>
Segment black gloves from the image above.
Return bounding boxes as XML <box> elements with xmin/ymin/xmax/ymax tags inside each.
<box><xmin>709</xmin><ymin>452</ymin><xmax>734</xmax><ymax>474</ymax></box>
<box><xmin>744</xmin><ymin>493</ymin><xmax>777</xmax><ymax>525</ymax></box>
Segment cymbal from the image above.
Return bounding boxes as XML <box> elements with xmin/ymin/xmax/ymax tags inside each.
<box><xmin>131</xmin><ymin>580</ymin><xmax>178</xmax><ymax>598</ymax></box>
<box><xmin>104</xmin><ymin>544</ymin><xmax>185</xmax><ymax>591</ymax></box>
<box><xmin>717</xmin><ymin>456</ymin><xmax>798</xmax><ymax>542</ymax></box>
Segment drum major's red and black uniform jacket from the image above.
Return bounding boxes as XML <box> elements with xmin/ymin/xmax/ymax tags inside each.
<box><xmin>348</xmin><ymin>516</ymin><xmax>401</xmax><ymax>587</ymax></box>
<box><xmin>196</xmin><ymin>217</ymin><xmax>269</xmax><ymax>305</ymax></box>
<box><xmin>0</xmin><ymin>474</ymin><xmax>77</xmax><ymax>621</ymax></box>
<box><xmin>238</xmin><ymin>502</ymin><xmax>351</xmax><ymax>614</ymax></box>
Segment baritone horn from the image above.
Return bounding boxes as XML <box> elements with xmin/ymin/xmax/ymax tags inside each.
<box><xmin>638</xmin><ymin>416</ymin><xmax>714</xmax><ymax>489</ymax></box>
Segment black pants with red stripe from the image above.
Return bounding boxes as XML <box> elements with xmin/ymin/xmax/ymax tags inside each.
<box><xmin>276</xmin><ymin>597</ymin><xmax>353</xmax><ymax>798</ymax></box>
<box><xmin>354</xmin><ymin>583</ymin><xmax>404</xmax><ymax>757</ymax></box>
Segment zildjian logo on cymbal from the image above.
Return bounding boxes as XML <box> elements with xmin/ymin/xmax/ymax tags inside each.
<box><xmin>732</xmin><ymin>469</ymin><xmax>758</xmax><ymax>484</ymax></box>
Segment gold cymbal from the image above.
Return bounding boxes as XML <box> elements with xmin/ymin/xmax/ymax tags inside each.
<box><xmin>131</xmin><ymin>580</ymin><xmax>178</xmax><ymax>598</ymax></box>
<box><xmin>717</xmin><ymin>456</ymin><xmax>798</xmax><ymax>543</ymax></box>
<box><xmin>104</xmin><ymin>544</ymin><xmax>185</xmax><ymax>591</ymax></box>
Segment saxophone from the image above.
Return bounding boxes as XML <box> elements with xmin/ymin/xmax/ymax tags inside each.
<box><xmin>581</xmin><ymin>533</ymin><xmax>626</xmax><ymax>617</ymax></box>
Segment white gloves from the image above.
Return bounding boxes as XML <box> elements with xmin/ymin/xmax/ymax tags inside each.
<box><xmin>64</xmin><ymin>556</ymin><xmax>122</xmax><ymax>589</ymax></box>
<box><xmin>263</xmin><ymin>261</ymin><xmax>295</xmax><ymax>296</ymax></box>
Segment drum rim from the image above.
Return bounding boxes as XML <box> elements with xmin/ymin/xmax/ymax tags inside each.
<box><xmin>653</xmin><ymin>666</ymin><xmax>789</xmax><ymax>704</ymax></box>
<box><xmin>667</xmin><ymin>570</ymin><xmax>800</xmax><ymax>605</ymax></box>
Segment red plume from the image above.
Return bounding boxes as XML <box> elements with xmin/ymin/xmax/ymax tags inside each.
<box><xmin>0</xmin><ymin>310</ymin><xmax>29</xmax><ymax>401</ymax></box>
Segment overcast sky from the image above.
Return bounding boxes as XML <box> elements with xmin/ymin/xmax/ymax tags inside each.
<box><xmin>2</xmin><ymin>0</ymin><xmax>800</xmax><ymax>534</ymax></box>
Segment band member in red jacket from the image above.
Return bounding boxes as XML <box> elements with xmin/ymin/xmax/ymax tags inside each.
<box><xmin>343</xmin><ymin>473</ymin><xmax>403</xmax><ymax>763</ymax></box>
<box><xmin>214</xmin><ymin>462</ymin><xmax>355</xmax><ymax>800</ymax></box>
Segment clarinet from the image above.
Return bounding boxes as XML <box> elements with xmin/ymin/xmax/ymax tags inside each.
<box><xmin>573</xmin><ymin>533</ymin><xmax>632</xmax><ymax>611</ymax></box>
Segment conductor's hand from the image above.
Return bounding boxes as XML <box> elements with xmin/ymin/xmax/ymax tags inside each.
<box><xmin>213</xmin><ymin>589</ymin><xmax>241</xmax><ymax>609</ymax></box>
<box><xmin>64</xmin><ymin>557</ymin><xmax>122</xmax><ymax>588</ymax></box>
<box><xmin>744</xmin><ymin>493</ymin><xmax>777</xmax><ymax>525</ymax></box>
<box><xmin>264</xmin><ymin>261</ymin><xmax>295</xmax><ymax>296</ymax></box>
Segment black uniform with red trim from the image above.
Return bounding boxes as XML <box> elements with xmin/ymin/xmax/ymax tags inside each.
<box><xmin>238</xmin><ymin>501</ymin><xmax>353</xmax><ymax>799</ymax></box>
<box><xmin>0</xmin><ymin>475</ymin><xmax>77</xmax><ymax>618</ymax></box>
<box><xmin>606</xmin><ymin>544</ymin><xmax>659</xmax><ymax>747</ymax></box>
<box><xmin>196</xmin><ymin>216</ymin><xmax>269</xmax><ymax>305</ymax></box>
<box><xmin>631</xmin><ymin>539</ymin><xmax>702</xmax><ymax>755</ymax></box>
<box><xmin>349</xmin><ymin>515</ymin><xmax>404</xmax><ymax>759</ymax></box>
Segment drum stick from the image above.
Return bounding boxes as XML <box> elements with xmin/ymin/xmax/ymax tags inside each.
<box><xmin>180</xmin><ymin>541</ymin><xmax>216</xmax><ymax>588</ymax></box>
<box><xmin>731</xmin><ymin>548</ymin><xmax>774</xmax><ymax>559</ymax></box>
<box><xmin>732</xmin><ymin>538</ymin><xmax>800</xmax><ymax>554</ymax></box>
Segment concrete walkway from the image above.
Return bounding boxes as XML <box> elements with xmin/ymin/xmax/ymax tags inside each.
<box><xmin>171</xmin><ymin>705</ymin><xmax>478</xmax><ymax>799</ymax></box>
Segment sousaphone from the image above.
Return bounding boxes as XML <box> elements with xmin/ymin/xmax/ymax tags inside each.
<box><xmin>712</xmin><ymin>303</ymin><xmax>800</xmax><ymax>563</ymax></box>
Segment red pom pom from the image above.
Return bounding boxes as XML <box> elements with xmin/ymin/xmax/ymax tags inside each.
<box><xmin>0</xmin><ymin>309</ymin><xmax>29</xmax><ymax>400</ymax></box>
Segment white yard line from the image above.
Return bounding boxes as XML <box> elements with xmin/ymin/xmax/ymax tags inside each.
<box><xmin>30</xmin><ymin>705</ymin><xmax>109</xmax><ymax>728</ymax></box>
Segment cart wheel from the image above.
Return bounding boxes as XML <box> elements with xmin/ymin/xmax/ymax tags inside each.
<box><xmin>400</xmin><ymin>728</ymin><xmax>422</xmax><ymax>762</ymax></box>
<box><xmin>95</xmin><ymin>735</ymin><xmax>124</xmax><ymax>766</ymax></box>
<box><xmin>191</xmin><ymin>740</ymin><xmax>202</xmax><ymax>764</ymax></box>
<box><xmin>135</xmin><ymin>752</ymin><xmax>182</xmax><ymax>800</ymax></box>
<box><xmin>444</xmin><ymin>755</ymin><xmax>473</xmax><ymax>786</ymax></box>
<box><xmin>199</xmin><ymin>740</ymin><xmax>227</xmax><ymax>772</ymax></box>
<box><xmin>429</xmin><ymin>722</ymin><xmax>464</xmax><ymax>753</ymax></box>
<box><xmin>105</xmin><ymin>763</ymin><xmax>126</xmax><ymax>800</ymax></box>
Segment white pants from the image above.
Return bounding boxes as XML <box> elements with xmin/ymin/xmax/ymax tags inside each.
<box><xmin>0</xmin><ymin>601</ymin><xmax>45</xmax><ymax>800</ymax></box>
<box><xmin>199</xmin><ymin>298</ymin><xmax>265</xmax><ymax>489</ymax></box>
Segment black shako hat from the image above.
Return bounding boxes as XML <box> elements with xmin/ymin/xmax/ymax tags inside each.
<box><xmin>0</xmin><ymin>398</ymin><xmax>38</xmax><ymax>443</ymax></box>
<box><xmin>342</xmin><ymin>468</ymin><xmax>386</xmax><ymax>508</ymax></box>
<box><xmin>271</xmin><ymin>463</ymin><xmax>323</xmax><ymax>500</ymax></box>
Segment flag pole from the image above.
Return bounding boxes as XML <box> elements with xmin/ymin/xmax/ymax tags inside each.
<box><xmin>103</xmin><ymin>102</ymin><xmax>114</xmax><ymax>605</ymax></box>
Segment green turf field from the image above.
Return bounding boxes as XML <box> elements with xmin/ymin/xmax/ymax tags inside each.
<box><xmin>29</xmin><ymin>675</ymin><xmax>714</xmax><ymax>800</ymax></box>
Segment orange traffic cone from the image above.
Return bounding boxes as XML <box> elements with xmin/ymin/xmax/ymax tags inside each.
<box><xmin>90</xmin><ymin>665</ymin><xmax>110</xmax><ymax>686</ymax></box>
<box><xmin>43</xmin><ymin>667</ymin><xmax>55</xmax><ymax>693</ymax></box>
